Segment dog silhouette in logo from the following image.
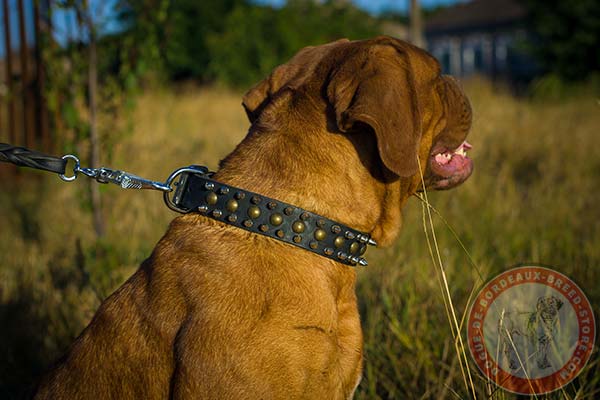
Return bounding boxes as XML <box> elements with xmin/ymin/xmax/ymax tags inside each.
<box><xmin>498</xmin><ymin>296</ymin><xmax>563</xmax><ymax>370</ymax></box>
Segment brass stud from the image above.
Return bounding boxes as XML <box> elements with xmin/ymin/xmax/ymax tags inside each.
<box><xmin>226</xmin><ymin>199</ymin><xmax>239</xmax><ymax>213</ymax></box>
<box><xmin>314</xmin><ymin>229</ymin><xmax>326</xmax><ymax>241</ymax></box>
<box><xmin>270</xmin><ymin>213</ymin><xmax>283</xmax><ymax>226</ymax></box>
<box><xmin>292</xmin><ymin>221</ymin><xmax>305</xmax><ymax>233</ymax></box>
<box><xmin>247</xmin><ymin>206</ymin><xmax>261</xmax><ymax>219</ymax></box>
<box><xmin>204</xmin><ymin>182</ymin><xmax>215</xmax><ymax>190</ymax></box>
<box><xmin>300</xmin><ymin>212</ymin><xmax>310</xmax><ymax>220</ymax></box>
<box><xmin>276</xmin><ymin>229</ymin><xmax>285</xmax><ymax>238</ymax></box>
<box><xmin>331</xmin><ymin>225</ymin><xmax>341</xmax><ymax>234</ymax></box>
<box><xmin>251</xmin><ymin>196</ymin><xmax>261</xmax><ymax>204</ymax></box>
<box><xmin>227</xmin><ymin>214</ymin><xmax>238</xmax><ymax>223</ymax></box>
<box><xmin>234</xmin><ymin>192</ymin><xmax>245</xmax><ymax>200</ymax></box>
<box><xmin>293</xmin><ymin>235</ymin><xmax>302</xmax><ymax>243</ymax></box>
<box><xmin>267</xmin><ymin>201</ymin><xmax>277</xmax><ymax>210</ymax></box>
<box><xmin>212</xmin><ymin>210</ymin><xmax>222</xmax><ymax>218</ymax></box>
<box><xmin>309</xmin><ymin>241</ymin><xmax>318</xmax><ymax>249</ymax></box>
<box><xmin>334</xmin><ymin>236</ymin><xmax>345</xmax><ymax>248</ymax></box>
<box><xmin>218</xmin><ymin>187</ymin><xmax>230</xmax><ymax>195</ymax></box>
<box><xmin>324</xmin><ymin>248</ymin><xmax>334</xmax><ymax>256</ymax></box>
<box><xmin>206</xmin><ymin>192</ymin><xmax>218</xmax><ymax>205</ymax></box>
<box><xmin>198</xmin><ymin>205</ymin><xmax>209</xmax><ymax>213</ymax></box>
<box><xmin>259</xmin><ymin>224</ymin><xmax>268</xmax><ymax>232</ymax></box>
<box><xmin>284</xmin><ymin>207</ymin><xmax>294</xmax><ymax>216</ymax></box>
<box><xmin>359</xmin><ymin>245</ymin><xmax>367</xmax><ymax>255</ymax></box>
<box><xmin>345</xmin><ymin>231</ymin><xmax>356</xmax><ymax>240</ymax></box>
<box><xmin>350</xmin><ymin>242</ymin><xmax>360</xmax><ymax>254</ymax></box>
<box><xmin>316</xmin><ymin>219</ymin><xmax>326</xmax><ymax>228</ymax></box>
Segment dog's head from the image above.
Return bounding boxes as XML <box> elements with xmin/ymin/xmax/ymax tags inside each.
<box><xmin>537</xmin><ymin>296</ymin><xmax>564</xmax><ymax>318</ymax></box>
<box><xmin>240</xmin><ymin>36</ymin><xmax>473</xmax><ymax>245</ymax></box>
<box><xmin>242</xmin><ymin>36</ymin><xmax>473</xmax><ymax>192</ymax></box>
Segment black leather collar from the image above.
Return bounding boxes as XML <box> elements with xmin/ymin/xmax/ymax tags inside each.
<box><xmin>168</xmin><ymin>167</ymin><xmax>375</xmax><ymax>266</ymax></box>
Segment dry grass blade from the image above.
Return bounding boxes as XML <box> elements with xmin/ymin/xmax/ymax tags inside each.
<box><xmin>416</xmin><ymin>158</ymin><xmax>478</xmax><ymax>399</ymax></box>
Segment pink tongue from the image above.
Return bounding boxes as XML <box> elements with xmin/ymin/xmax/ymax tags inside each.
<box><xmin>435</xmin><ymin>153</ymin><xmax>450</xmax><ymax>165</ymax></box>
<box><xmin>433</xmin><ymin>141</ymin><xmax>472</xmax><ymax>166</ymax></box>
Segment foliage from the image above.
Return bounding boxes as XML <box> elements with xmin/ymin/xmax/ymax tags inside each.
<box><xmin>529</xmin><ymin>72</ymin><xmax>600</xmax><ymax>100</ymax></box>
<box><xmin>43</xmin><ymin>1</ymin><xmax>159</xmax><ymax>155</ymax></box>
<box><xmin>120</xmin><ymin>0</ymin><xmax>381</xmax><ymax>87</ymax></box>
<box><xmin>164</xmin><ymin>0</ymin><xmax>245</xmax><ymax>81</ymax></box>
<box><xmin>119</xmin><ymin>0</ymin><xmax>245</xmax><ymax>82</ymax></box>
<box><xmin>112</xmin><ymin>0</ymin><xmax>170</xmax><ymax>85</ymax></box>
<box><xmin>205</xmin><ymin>1</ymin><xmax>380</xmax><ymax>88</ymax></box>
<box><xmin>523</xmin><ymin>0</ymin><xmax>600</xmax><ymax>81</ymax></box>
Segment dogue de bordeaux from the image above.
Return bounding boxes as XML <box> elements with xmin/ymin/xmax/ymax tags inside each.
<box><xmin>34</xmin><ymin>36</ymin><xmax>473</xmax><ymax>400</ymax></box>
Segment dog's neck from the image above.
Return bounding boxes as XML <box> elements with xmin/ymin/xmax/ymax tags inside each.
<box><xmin>213</xmin><ymin>94</ymin><xmax>412</xmax><ymax>246</ymax></box>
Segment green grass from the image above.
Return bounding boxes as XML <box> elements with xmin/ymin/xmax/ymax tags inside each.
<box><xmin>1</xmin><ymin>80</ymin><xmax>599</xmax><ymax>399</ymax></box>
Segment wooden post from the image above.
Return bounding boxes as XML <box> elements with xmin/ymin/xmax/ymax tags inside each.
<box><xmin>3</xmin><ymin>0</ymin><xmax>16</xmax><ymax>145</ymax></box>
<box><xmin>409</xmin><ymin>0</ymin><xmax>425</xmax><ymax>49</ymax></box>
<box><xmin>18</xmin><ymin>0</ymin><xmax>35</xmax><ymax>148</ymax></box>
<box><xmin>80</xmin><ymin>0</ymin><xmax>105</xmax><ymax>238</ymax></box>
<box><xmin>34</xmin><ymin>0</ymin><xmax>50</xmax><ymax>151</ymax></box>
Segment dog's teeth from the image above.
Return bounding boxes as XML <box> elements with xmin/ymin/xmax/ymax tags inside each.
<box><xmin>454</xmin><ymin>148</ymin><xmax>466</xmax><ymax>157</ymax></box>
<box><xmin>434</xmin><ymin>152</ymin><xmax>453</xmax><ymax>165</ymax></box>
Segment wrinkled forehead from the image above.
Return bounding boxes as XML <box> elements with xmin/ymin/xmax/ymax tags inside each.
<box><xmin>368</xmin><ymin>37</ymin><xmax>442</xmax><ymax>84</ymax></box>
<box><xmin>405</xmin><ymin>47</ymin><xmax>442</xmax><ymax>84</ymax></box>
<box><xmin>291</xmin><ymin>37</ymin><xmax>442</xmax><ymax>81</ymax></box>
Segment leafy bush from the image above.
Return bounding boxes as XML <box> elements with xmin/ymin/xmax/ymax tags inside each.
<box><xmin>121</xmin><ymin>0</ymin><xmax>380</xmax><ymax>87</ymax></box>
<box><xmin>523</xmin><ymin>0</ymin><xmax>600</xmax><ymax>81</ymax></box>
<box><xmin>206</xmin><ymin>1</ymin><xmax>380</xmax><ymax>88</ymax></box>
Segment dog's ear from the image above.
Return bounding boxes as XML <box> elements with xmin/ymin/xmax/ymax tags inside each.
<box><xmin>242</xmin><ymin>64</ymin><xmax>299</xmax><ymax>123</ymax></box>
<box><xmin>556</xmin><ymin>298</ymin><xmax>564</xmax><ymax>310</ymax></box>
<box><xmin>327</xmin><ymin>43</ymin><xmax>422</xmax><ymax>177</ymax></box>
<box><xmin>243</xmin><ymin>39</ymin><xmax>351</xmax><ymax>123</ymax></box>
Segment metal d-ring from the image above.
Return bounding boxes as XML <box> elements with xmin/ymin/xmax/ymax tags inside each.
<box><xmin>163</xmin><ymin>165</ymin><xmax>210</xmax><ymax>213</ymax></box>
<box><xmin>59</xmin><ymin>154</ymin><xmax>81</xmax><ymax>182</ymax></box>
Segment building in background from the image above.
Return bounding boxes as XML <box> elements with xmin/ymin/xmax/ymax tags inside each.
<box><xmin>425</xmin><ymin>0</ymin><xmax>538</xmax><ymax>84</ymax></box>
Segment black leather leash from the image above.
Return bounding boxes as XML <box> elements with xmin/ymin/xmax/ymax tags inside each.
<box><xmin>0</xmin><ymin>143</ymin><xmax>375</xmax><ymax>266</ymax></box>
<box><xmin>0</xmin><ymin>143</ymin><xmax>67</xmax><ymax>174</ymax></box>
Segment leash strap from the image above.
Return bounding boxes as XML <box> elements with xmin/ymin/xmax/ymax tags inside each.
<box><xmin>0</xmin><ymin>143</ymin><xmax>67</xmax><ymax>174</ymax></box>
<box><xmin>0</xmin><ymin>142</ymin><xmax>172</xmax><ymax>190</ymax></box>
<box><xmin>169</xmin><ymin>171</ymin><xmax>373</xmax><ymax>266</ymax></box>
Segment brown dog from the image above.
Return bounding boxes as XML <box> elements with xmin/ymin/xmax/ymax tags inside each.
<box><xmin>33</xmin><ymin>36</ymin><xmax>473</xmax><ymax>399</ymax></box>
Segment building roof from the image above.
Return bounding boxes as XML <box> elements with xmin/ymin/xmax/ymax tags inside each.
<box><xmin>425</xmin><ymin>0</ymin><xmax>528</xmax><ymax>35</ymax></box>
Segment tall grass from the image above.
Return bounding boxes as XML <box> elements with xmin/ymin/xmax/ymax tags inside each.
<box><xmin>1</xmin><ymin>80</ymin><xmax>599</xmax><ymax>399</ymax></box>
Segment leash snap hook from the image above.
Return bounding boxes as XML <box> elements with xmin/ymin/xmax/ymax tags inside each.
<box><xmin>94</xmin><ymin>167</ymin><xmax>172</xmax><ymax>192</ymax></box>
<box><xmin>59</xmin><ymin>154</ymin><xmax>172</xmax><ymax>193</ymax></box>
